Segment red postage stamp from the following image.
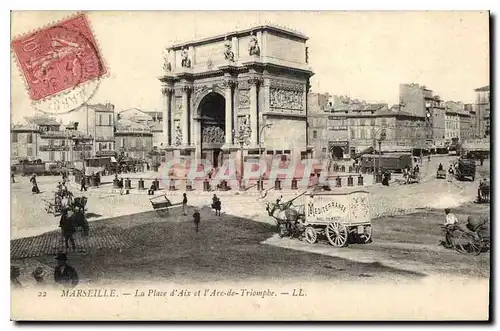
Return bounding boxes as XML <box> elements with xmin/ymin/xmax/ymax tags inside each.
<box><xmin>11</xmin><ymin>13</ymin><xmax>107</xmax><ymax>102</ymax></box>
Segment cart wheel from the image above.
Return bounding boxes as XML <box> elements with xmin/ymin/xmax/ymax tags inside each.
<box><xmin>455</xmin><ymin>232</ymin><xmax>481</xmax><ymax>254</ymax></box>
<box><xmin>156</xmin><ymin>208</ymin><xmax>168</xmax><ymax>217</ymax></box>
<box><xmin>358</xmin><ymin>225</ymin><xmax>372</xmax><ymax>243</ymax></box>
<box><xmin>326</xmin><ymin>222</ymin><xmax>348</xmax><ymax>247</ymax></box>
<box><xmin>304</xmin><ymin>226</ymin><xmax>317</xmax><ymax>244</ymax></box>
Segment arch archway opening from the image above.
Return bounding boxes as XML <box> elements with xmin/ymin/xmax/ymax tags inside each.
<box><xmin>198</xmin><ymin>92</ymin><xmax>226</xmax><ymax>168</ymax></box>
<box><xmin>330</xmin><ymin>146</ymin><xmax>344</xmax><ymax>161</ymax></box>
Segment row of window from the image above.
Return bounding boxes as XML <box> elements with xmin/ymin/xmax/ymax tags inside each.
<box><xmin>12</xmin><ymin>133</ymin><xmax>33</xmax><ymax>143</ymax></box>
<box><xmin>97</xmin><ymin>114</ymin><xmax>114</xmax><ymax>126</ymax></box>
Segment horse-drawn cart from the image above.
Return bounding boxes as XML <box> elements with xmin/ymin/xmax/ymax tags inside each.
<box><xmin>266</xmin><ymin>189</ymin><xmax>372</xmax><ymax>247</ymax></box>
<box><xmin>302</xmin><ymin>190</ymin><xmax>372</xmax><ymax>247</ymax></box>
<box><xmin>149</xmin><ymin>194</ymin><xmax>174</xmax><ymax>216</ymax></box>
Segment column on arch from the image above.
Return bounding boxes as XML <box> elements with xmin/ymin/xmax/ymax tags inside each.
<box><xmin>181</xmin><ymin>85</ymin><xmax>192</xmax><ymax>146</ymax></box>
<box><xmin>161</xmin><ymin>85</ymin><xmax>173</xmax><ymax>146</ymax></box>
<box><xmin>223</xmin><ymin>78</ymin><xmax>236</xmax><ymax>146</ymax></box>
<box><xmin>248</xmin><ymin>77</ymin><xmax>261</xmax><ymax>146</ymax></box>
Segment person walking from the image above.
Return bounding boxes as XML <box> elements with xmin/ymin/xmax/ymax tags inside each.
<box><xmin>182</xmin><ymin>193</ymin><xmax>188</xmax><ymax>215</ymax></box>
<box><xmin>80</xmin><ymin>176</ymin><xmax>87</xmax><ymax>192</ymax></box>
<box><xmin>59</xmin><ymin>207</ymin><xmax>76</xmax><ymax>251</ymax></box>
<box><xmin>11</xmin><ymin>172</ymin><xmax>15</xmax><ymax>183</ymax></box>
<box><xmin>214</xmin><ymin>198</ymin><xmax>222</xmax><ymax>216</ymax></box>
<box><xmin>193</xmin><ymin>209</ymin><xmax>201</xmax><ymax>233</ymax></box>
<box><xmin>447</xmin><ymin>164</ymin><xmax>454</xmax><ymax>182</ymax></box>
<box><xmin>54</xmin><ymin>253</ymin><xmax>79</xmax><ymax>288</ymax></box>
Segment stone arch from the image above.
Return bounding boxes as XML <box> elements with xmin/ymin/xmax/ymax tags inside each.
<box><xmin>192</xmin><ymin>85</ymin><xmax>226</xmax><ymax>116</ymax></box>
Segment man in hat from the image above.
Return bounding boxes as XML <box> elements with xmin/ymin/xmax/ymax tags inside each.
<box><xmin>59</xmin><ymin>207</ymin><xmax>77</xmax><ymax>251</ymax></box>
<box><xmin>32</xmin><ymin>267</ymin><xmax>46</xmax><ymax>286</ymax></box>
<box><xmin>54</xmin><ymin>253</ymin><xmax>78</xmax><ymax>287</ymax></box>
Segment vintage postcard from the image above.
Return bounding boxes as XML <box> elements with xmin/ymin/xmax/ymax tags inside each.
<box><xmin>10</xmin><ymin>11</ymin><xmax>490</xmax><ymax>321</ymax></box>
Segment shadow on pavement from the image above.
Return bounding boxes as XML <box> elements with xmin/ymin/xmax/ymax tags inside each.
<box><xmin>18</xmin><ymin>206</ymin><xmax>426</xmax><ymax>284</ymax></box>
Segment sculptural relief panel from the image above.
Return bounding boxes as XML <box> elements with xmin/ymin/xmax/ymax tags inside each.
<box><xmin>238</xmin><ymin>90</ymin><xmax>250</xmax><ymax>109</ymax></box>
<box><xmin>269</xmin><ymin>88</ymin><xmax>304</xmax><ymax>112</ymax></box>
<box><xmin>201</xmin><ymin>124</ymin><xmax>225</xmax><ymax>145</ymax></box>
<box><xmin>173</xmin><ymin>120</ymin><xmax>182</xmax><ymax>146</ymax></box>
<box><xmin>174</xmin><ymin>96</ymin><xmax>182</xmax><ymax>119</ymax></box>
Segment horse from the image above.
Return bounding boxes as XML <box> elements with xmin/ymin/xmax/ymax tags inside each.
<box><xmin>265</xmin><ymin>201</ymin><xmax>303</xmax><ymax>237</ymax></box>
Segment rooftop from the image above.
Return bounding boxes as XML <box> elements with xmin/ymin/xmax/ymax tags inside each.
<box><xmin>474</xmin><ymin>85</ymin><xmax>490</xmax><ymax>92</ymax></box>
<box><xmin>168</xmin><ymin>24</ymin><xmax>308</xmax><ymax>50</ymax></box>
<box><xmin>24</xmin><ymin>116</ymin><xmax>60</xmax><ymax>126</ymax></box>
<box><xmin>86</xmin><ymin>103</ymin><xmax>115</xmax><ymax>113</ymax></box>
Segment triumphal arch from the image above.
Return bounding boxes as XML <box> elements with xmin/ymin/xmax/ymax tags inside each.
<box><xmin>159</xmin><ymin>25</ymin><xmax>314</xmax><ymax>167</ymax></box>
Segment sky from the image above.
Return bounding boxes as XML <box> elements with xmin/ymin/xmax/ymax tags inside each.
<box><xmin>10</xmin><ymin>11</ymin><xmax>490</xmax><ymax>124</ymax></box>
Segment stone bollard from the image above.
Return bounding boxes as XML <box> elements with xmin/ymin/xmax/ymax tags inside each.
<box><xmin>291</xmin><ymin>178</ymin><xmax>298</xmax><ymax>190</ymax></box>
<box><xmin>341</xmin><ymin>165</ymin><xmax>346</xmax><ymax>172</ymax></box>
<box><xmin>347</xmin><ymin>175</ymin><xmax>353</xmax><ymax>186</ymax></box>
<box><xmin>138</xmin><ymin>178</ymin><xmax>145</xmax><ymax>190</ymax></box>
<box><xmin>203</xmin><ymin>179</ymin><xmax>210</xmax><ymax>191</ymax></box>
<box><xmin>275</xmin><ymin>179</ymin><xmax>282</xmax><ymax>190</ymax></box>
<box><xmin>336</xmin><ymin>176</ymin><xmax>342</xmax><ymax>187</ymax></box>
<box><xmin>257</xmin><ymin>180</ymin><xmax>264</xmax><ymax>191</ymax></box>
<box><xmin>358</xmin><ymin>175</ymin><xmax>364</xmax><ymax>186</ymax></box>
<box><xmin>169</xmin><ymin>179</ymin><xmax>176</xmax><ymax>191</ymax></box>
<box><xmin>125</xmin><ymin>178</ymin><xmax>131</xmax><ymax>189</ymax></box>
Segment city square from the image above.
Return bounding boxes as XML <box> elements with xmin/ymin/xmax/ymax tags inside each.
<box><xmin>10</xmin><ymin>11</ymin><xmax>491</xmax><ymax>320</ymax></box>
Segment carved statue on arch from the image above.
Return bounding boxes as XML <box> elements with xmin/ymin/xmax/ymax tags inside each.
<box><xmin>174</xmin><ymin>125</ymin><xmax>182</xmax><ymax>146</ymax></box>
<box><xmin>223</xmin><ymin>37</ymin><xmax>235</xmax><ymax>62</ymax></box>
<box><xmin>162</xmin><ymin>48</ymin><xmax>172</xmax><ymax>72</ymax></box>
<box><xmin>248</xmin><ymin>31</ymin><xmax>260</xmax><ymax>56</ymax></box>
<box><xmin>181</xmin><ymin>48</ymin><xmax>191</xmax><ymax>68</ymax></box>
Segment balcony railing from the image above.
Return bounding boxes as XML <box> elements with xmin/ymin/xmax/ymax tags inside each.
<box><xmin>39</xmin><ymin>145</ymin><xmax>70</xmax><ymax>151</ymax></box>
<box><xmin>73</xmin><ymin>145</ymin><xmax>93</xmax><ymax>151</ymax></box>
<box><xmin>95</xmin><ymin>150</ymin><xmax>117</xmax><ymax>157</ymax></box>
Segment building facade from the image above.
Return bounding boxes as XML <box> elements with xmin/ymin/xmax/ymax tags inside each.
<box><xmin>87</xmin><ymin>103</ymin><xmax>116</xmax><ymax>157</ymax></box>
<box><xmin>474</xmin><ymin>85</ymin><xmax>490</xmax><ymax>138</ymax></box>
<box><xmin>11</xmin><ymin>123</ymin><xmax>39</xmax><ymax>162</ymax></box>
<box><xmin>159</xmin><ymin>25</ymin><xmax>314</xmax><ymax>167</ymax></box>
<box><xmin>349</xmin><ymin>110</ymin><xmax>426</xmax><ymax>154</ymax></box>
<box><xmin>115</xmin><ymin>119</ymin><xmax>154</xmax><ymax>160</ymax></box>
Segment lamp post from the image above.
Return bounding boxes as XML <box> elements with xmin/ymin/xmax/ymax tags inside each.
<box><xmin>232</xmin><ymin>121</ymin><xmax>251</xmax><ymax>190</ymax></box>
<box><xmin>258</xmin><ymin>123</ymin><xmax>272</xmax><ymax>197</ymax></box>
<box><xmin>371</xmin><ymin>127</ymin><xmax>386</xmax><ymax>184</ymax></box>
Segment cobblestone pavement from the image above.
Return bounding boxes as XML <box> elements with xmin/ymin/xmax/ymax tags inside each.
<box><xmin>11</xmin><ymin>224</ymin><xmax>133</xmax><ymax>260</ymax></box>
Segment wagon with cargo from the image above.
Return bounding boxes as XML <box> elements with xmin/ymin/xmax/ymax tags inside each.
<box><xmin>268</xmin><ymin>189</ymin><xmax>372</xmax><ymax>247</ymax></box>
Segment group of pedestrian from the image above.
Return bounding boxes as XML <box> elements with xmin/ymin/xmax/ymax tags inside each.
<box><xmin>180</xmin><ymin>192</ymin><xmax>225</xmax><ymax>233</ymax></box>
<box><xmin>11</xmin><ymin>253</ymin><xmax>79</xmax><ymax>289</ymax></box>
